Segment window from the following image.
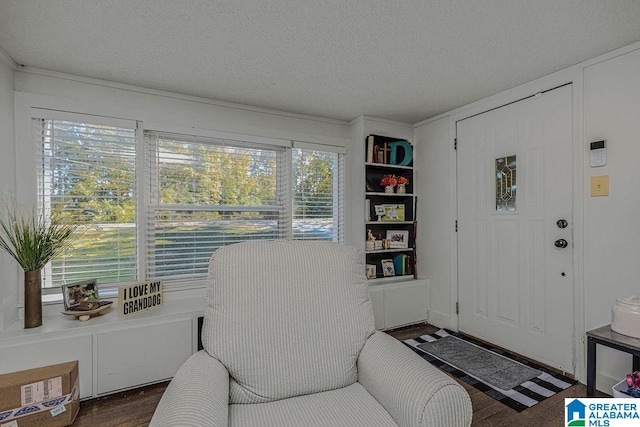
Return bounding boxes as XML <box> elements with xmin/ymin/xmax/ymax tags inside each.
<box><xmin>495</xmin><ymin>155</ymin><xmax>517</xmax><ymax>212</ymax></box>
<box><xmin>33</xmin><ymin>115</ymin><xmax>344</xmax><ymax>289</ymax></box>
<box><xmin>144</xmin><ymin>131</ymin><xmax>344</xmax><ymax>285</ymax></box>
<box><xmin>292</xmin><ymin>146</ymin><xmax>343</xmax><ymax>241</ymax></box>
<box><xmin>144</xmin><ymin>132</ymin><xmax>285</xmax><ymax>282</ymax></box>
<box><xmin>34</xmin><ymin>118</ymin><xmax>138</xmax><ymax>289</ymax></box>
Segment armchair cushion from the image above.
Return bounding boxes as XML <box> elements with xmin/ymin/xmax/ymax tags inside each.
<box><xmin>149</xmin><ymin>350</ymin><xmax>229</xmax><ymax>427</ymax></box>
<box><xmin>358</xmin><ymin>331</ymin><xmax>472</xmax><ymax>427</ymax></box>
<box><xmin>229</xmin><ymin>382</ymin><xmax>396</xmax><ymax>427</ymax></box>
<box><xmin>201</xmin><ymin>241</ymin><xmax>376</xmax><ymax>404</ymax></box>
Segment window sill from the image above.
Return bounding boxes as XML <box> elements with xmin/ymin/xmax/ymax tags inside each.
<box><xmin>2</xmin><ymin>287</ymin><xmax>206</xmax><ymax>342</ymax></box>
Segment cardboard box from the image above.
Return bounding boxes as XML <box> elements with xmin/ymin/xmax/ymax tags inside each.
<box><xmin>0</xmin><ymin>361</ymin><xmax>79</xmax><ymax>426</ymax></box>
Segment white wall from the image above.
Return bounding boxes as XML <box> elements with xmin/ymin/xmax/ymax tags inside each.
<box><xmin>0</xmin><ymin>53</ymin><xmax>17</xmax><ymax>331</ymax></box>
<box><xmin>413</xmin><ymin>117</ymin><xmax>455</xmax><ymax>327</ymax></box>
<box><xmin>14</xmin><ymin>70</ymin><xmax>350</xmax><ymax>147</ymax></box>
<box><xmin>415</xmin><ymin>42</ymin><xmax>640</xmax><ymax>389</ymax></box>
<box><xmin>2</xmin><ymin>69</ymin><xmax>351</xmax><ymax>331</ymax></box>
<box><xmin>583</xmin><ymin>47</ymin><xmax>640</xmax><ymax>390</ymax></box>
<box><xmin>13</xmin><ymin>70</ymin><xmax>352</xmax><ymax>214</ymax></box>
<box><xmin>7</xmin><ymin>42</ymin><xmax>640</xmax><ymax>392</ymax></box>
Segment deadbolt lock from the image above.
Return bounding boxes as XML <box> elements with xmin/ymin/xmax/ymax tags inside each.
<box><xmin>554</xmin><ymin>239</ymin><xmax>568</xmax><ymax>249</ymax></box>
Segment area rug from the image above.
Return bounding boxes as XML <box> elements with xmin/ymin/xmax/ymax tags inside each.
<box><xmin>403</xmin><ymin>329</ymin><xmax>576</xmax><ymax>412</ymax></box>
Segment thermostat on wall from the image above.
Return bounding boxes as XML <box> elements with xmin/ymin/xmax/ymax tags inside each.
<box><xmin>590</xmin><ymin>140</ymin><xmax>606</xmax><ymax>167</ymax></box>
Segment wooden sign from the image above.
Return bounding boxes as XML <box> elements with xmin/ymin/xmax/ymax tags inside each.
<box><xmin>118</xmin><ymin>280</ymin><xmax>162</xmax><ymax>318</ymax></box>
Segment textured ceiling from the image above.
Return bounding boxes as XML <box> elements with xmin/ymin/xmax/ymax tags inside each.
<box><xmin>1</xmin><ymin>0</ymin><xmax>640</xmax><ymax>123</ymax></box>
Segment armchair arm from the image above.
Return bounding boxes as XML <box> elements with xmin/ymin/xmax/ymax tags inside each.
<box><xmin>358</xmin><ymin>331</ymin><xmax>472</xmax><ymax>427</ymax></box>
<box><xmin>150</xmin><ymin>350</ymin><xmax>230</xmax><ymax>427</ymax></box>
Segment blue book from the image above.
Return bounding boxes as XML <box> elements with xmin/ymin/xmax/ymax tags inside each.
<box><xmin>393</xmin><ymin>254</ymin><xmax>405</xmax><ymax>276</ymax></box>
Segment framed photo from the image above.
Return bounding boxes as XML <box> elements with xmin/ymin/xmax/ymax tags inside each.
<box><xmin>380</xmin><ymin>204</ymin><xmax>405</xmax><ymax>221</ymax></box>
<box><xmin>386</xmin><ymin>230</ymin><xmax>409</xmax><ymax>248</ymax></box>
<box><xmin>365</xmin><ymin>264</ymin><xmax>377</xmax><ymax>279</ymax></box>
<box><xmin>62</xmin><ymin>279</ymin><xmax>99</xmax><ymax>311</ymax></box>
<box><xmin>381</xmin><ymin>259</ymin><xmax>395</xmax><ymax>276</ymax></box>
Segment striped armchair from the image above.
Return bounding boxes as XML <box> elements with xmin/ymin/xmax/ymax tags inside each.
<box><xmin>151</xmin><ymin>241</ymin><xmax>471</xmax><ymax>426</ymax></box>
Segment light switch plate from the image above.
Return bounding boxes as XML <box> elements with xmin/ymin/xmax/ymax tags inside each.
<box><xmin>591</xmin><ymin>175</ymin><xmax>609</xmax><ymax>197</ymax></box>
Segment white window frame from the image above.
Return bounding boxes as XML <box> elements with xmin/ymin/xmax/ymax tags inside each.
<box><xmin>26</xmin><ymin>110</ymin><xmax>345</xmax><ymax>294</ymax></box>
<box><xmin>143</xmin><ymin>130</ymin><xmax>290</xmax><ymax>287</ymax></box>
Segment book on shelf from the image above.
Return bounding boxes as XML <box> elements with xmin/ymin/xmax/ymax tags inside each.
<box><xmin>366</xmin><ymin>134</ymin><xmax>413</xmax><ymax>166</ymax></box>
<box><xmin>405</xmin><ymin>255</ymin><xmax>413</xmax><ymax>275</ymax></box>
<box><xmin>392</xmin><ymin>254</ymin><xmax>413</xmax><ymax>276</ymax></box>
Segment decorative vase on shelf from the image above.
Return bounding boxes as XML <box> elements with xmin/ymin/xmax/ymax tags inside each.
<box><xmin>0</xmin><ymin>198</ymin><xmax>77</xmax><ymax>329</ymax></box>
<box><xmin>385</xmin><ymin>185</ymin><xmax>394</xmax><ymax>194</ymax></box>
<box><xmin>24</xmin><ymin>270</ymin><xmax>42</xmax><ymax>328</ymax></box>
<box><xmin>397</xmin><ymin>184</ymin><xmax>406</xmax><ymax>194</ymax></box>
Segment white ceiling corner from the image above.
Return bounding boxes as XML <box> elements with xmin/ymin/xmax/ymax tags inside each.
<box><xmin>1</xmin><ymin>0</ymin><xmax>640</xmax><ymax>123</ymax></box>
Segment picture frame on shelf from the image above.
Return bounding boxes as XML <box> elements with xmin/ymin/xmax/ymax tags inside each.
<box><xmin>380</xmin><ymin>204</ymin><xmax>405</xmax><ymax>221</ymax></box>
<box><xmin>62</xmin><ymin>279</ymin><xmax>100</xmax><ymax>311</ymax></box>
<box><xmin>381</xmin><ymin>259</ymin><xmax>395</xmax><ymax>276</ymax></box>
<box><xmin>365</xmin><ymin>264</ymin><xmax>377</xmax><ymax>279</ymax></box>
<box><xmin>386</xmin><ymin>230</ymin><xmax>409</xmax><ymax>248</ymax></box>
<box><xmin>374</xmin><ymin>204</ymin><xmax>386</xmax><ymax>221</ymax></box>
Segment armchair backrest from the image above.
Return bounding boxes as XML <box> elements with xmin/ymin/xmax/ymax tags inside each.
<box><xmin>201</xmin><ymin>240</ymin><xmax>375</xmax><ymax>404</ymax></box>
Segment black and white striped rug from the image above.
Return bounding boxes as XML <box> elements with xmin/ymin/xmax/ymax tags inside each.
<box><xmin>403</xmin><ymin>329</ymin><xmax>576</xmax><ymax>412</ymax></box>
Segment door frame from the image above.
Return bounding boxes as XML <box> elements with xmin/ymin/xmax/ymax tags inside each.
<box><xmin>447</xmin><ymin>67</ymin><xmax>586</xmax><ymax>381</ymax></box>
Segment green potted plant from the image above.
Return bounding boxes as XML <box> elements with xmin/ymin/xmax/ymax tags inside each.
<box><xmin>0</xmin><ymin>201</ymin><xmax>77</xmax><ymax>328</ymax></box>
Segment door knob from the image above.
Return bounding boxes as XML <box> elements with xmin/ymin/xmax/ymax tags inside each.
<box><xmin>556</xmin><ymin>219</ymin><xmax>568</xmax><ymax>229</ymax></box>
<box><xmin>554</xmin><ymin>239</ymin><xmax>568</xmax><ymax>249</ymax></box>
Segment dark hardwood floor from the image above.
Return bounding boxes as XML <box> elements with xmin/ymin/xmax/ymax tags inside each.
<box><xmin>73</xmin><ymin>323</ymin><xmax>594</xmax><ymax>426</ymax></box>
<box><xmin>73</xmin><ymin>381</ymin><xmax>168</xmax><ymax>427</ymax></box>
<box><xmin>385</xmin><ymin>323</ymin><xmax>596</xmax><ymax>426</ymax></box>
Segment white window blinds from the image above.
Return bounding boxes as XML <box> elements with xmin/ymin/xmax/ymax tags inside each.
<box><xmin>144</xmin><ymin>131</ymin><xmax>287</xmax><ymax>282</ymax></box>
<box><xmin>34</xmin><ymin>118</ymin><xmax>138</xmax><ymax>288</ymax></box>
<box><xmin>292</xmin><ymin>144</ymin><xmax>344</xmax><ymax>242</ymax></box>
<box><xmin>32</xmin><ymin>116</ymin><xmax>344</xmax><ymax>290</ymax></box>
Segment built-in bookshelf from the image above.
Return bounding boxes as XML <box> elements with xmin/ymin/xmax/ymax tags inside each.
<box><xmin>364</xmin><ymin>134</ymin><xmax>416</xmax><ymax>280</ymax></box>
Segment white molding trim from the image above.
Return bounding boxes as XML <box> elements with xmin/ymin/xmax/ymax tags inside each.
<box><xmin>18</xmin><ymin>67</ymin><xmax>351</xmax><ymax>127</ymax></box>
<box><xmin>413</xmin><ymin>40</ymin><xmax>640</xmax><ymax>128</ymax></box>
<box><xmin>447</xmin><ymin>116</ymin><xmax>458</xmax><ymax>333</ymax></box>
<box><xmin>144</xmin><ymin>123</ymin><xmax>293</xmax><ymax>148</ymax></box>
<box><xmin>0</xmin><ymin>44</ymin><xmax>18</xmax><ymax>69</ymax></box>
<box><xmin>426</xmin><ymin>309</ymin><xmax>454</xmax><ymax>331</ymax></box>
<box><xmin>350</xmin><ymin>115</ymin><xmax>413</xmax><ymax>128</ymax></box>
<box><xmin>571</xmin><ymin>68</ymin><xmax>586</xmax><ymax>384</ymax></box>
<box><xmin>14</xmin><ymin>79</ymin><xmax>350</xmax><ymax>148</ymax></box>
<box><xmin>578</xmin><ymin>40</ymin><xmax>640</xmax><ymax>70</ymax></box>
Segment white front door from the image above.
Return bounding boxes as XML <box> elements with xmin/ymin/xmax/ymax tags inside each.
<box><xmin>457</xmin><ymin>84</ymin><xmax>574</xmax><ymax>374</ymax></box>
